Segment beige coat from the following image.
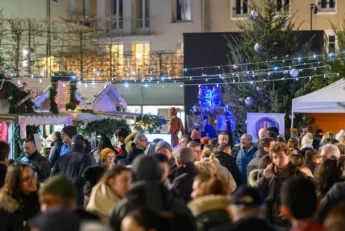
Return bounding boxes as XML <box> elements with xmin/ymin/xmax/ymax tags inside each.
<box><xmin>86</xmin><ymin>181</ymin><xmax>120</xmax><ymax>222</ymax></box>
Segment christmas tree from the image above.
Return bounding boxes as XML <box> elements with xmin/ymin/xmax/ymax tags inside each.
<box><xmin>224</xmin><ymin>0</ymin><xmax>323</xmax><ymax>137</ymax></box>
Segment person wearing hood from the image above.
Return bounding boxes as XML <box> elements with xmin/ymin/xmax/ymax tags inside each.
<box><xmin>215</xmin><ymin>144</ymin><xmax>243</xmax><ymax>186</ymax></box>
<box><xmin>170</xmin><ymin>147</ymin><xmax>199</xmax><ymax>203</ymax></box>
<box><xmin>336</xmin><ymin>130</ymin><xmax>345</xmax><ymax>142</ymax></box>
<box><xmin>233</xmin><ymin>134</ymin><xmax>258</xmax><ymax>185</ymax></box>
<box><xmin>60</xmin><ymin>126</ymin><xmax>78</xmax><ymax>156</ymax></box>
<box><xmin>21</xmin><ymin>137</ymin><xmax>50</xmax><ymax>182</ymax></box>
<box><xmin>51</xmin><ymin>135</ymin><xmax>92</xmax><ymax>207</ymax></box>
<box><xmin>0</xmin><ymin>163</ymin><xmax>40</xmax><ymax>231</ymax></box>
<box><xmin>83</xmin><ymin>147</ymin><xmax>116</xmax><ymax>206</ymax></box>
<box><xmin>107</xmin><ymin>155</ymin><xmax>197</xmax><ymax>231</ymax></box>
<box><xmin>48</xmin><ymin>131</ymin><xmax>63</xmax><ymax>168</ymax></box>
<box><xmin>86</xmin><ymin>166</ymin><xmax>131</xmax><ymax>222</ymax></box>
<box><xmin>300</xmin><ymin>133</ymin><xmax>314</xmax><ymax>157</ymax></box>
<box><xmin>155</xmin><ymin>140</ymin><xmax>177</xmax><ymax>173</ymax></box>
<box><xmin>247</xmin><ymin>137</ymin><xmax>275</xmax><ymax>177</ymax></box>
<box><xmin>126</xmin><ymin>133</ymin><xmax>147</xmax><ymax>164</ymax></box>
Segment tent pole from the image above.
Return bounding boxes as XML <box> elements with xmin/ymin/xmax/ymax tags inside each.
<box><xmin>291</xmin><ymin>112</ymin><xmax>294</xmax><ymax>129</ymax></box>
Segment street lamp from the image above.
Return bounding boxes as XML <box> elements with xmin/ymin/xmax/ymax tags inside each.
<box><xmin>310</xmin><ymin>4</ymin><xmax>318</xmax><ymax>31</ymax></box>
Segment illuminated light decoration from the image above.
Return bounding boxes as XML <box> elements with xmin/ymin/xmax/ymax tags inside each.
<box><xmin>180</xmin><ymin>84</ymin><xmax>183</xmax><ymax>87</ymax></box>
<box><xmin>56</xmin><ymin>81</ymin><xmax>71</xmax><ymax>109</ymax></box>
<box><xmin>273</xmin><ymin>66</ymin><xmax>279</xmax><ymax>71</ymax></box>
<box><xmin>124</xmin><ymin>82</ymin><xmax>129</xmax><ymax>88</ymax></box>
<box><xmin>184</xmin><ymin>68</ymin><xmax>187</xmax><ymax>72</ymax></box>
<box><xmin>190</xmin><ymin>77</ymin><xmax>192</xmax><ymax>80</ymax></box>
<box><xmin>313</xmin><ymin>54</ymin><xmax>317</xmax><ymax>59</ymax></box>
<box><xmin>297</xmin><ymin>57</ymin><xmax>302</xmax><ymax>62</ymax></box>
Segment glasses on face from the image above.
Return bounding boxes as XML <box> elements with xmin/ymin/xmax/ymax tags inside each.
<box><xmin>139</xmin><ymin>139</ymin><xmax>148</xmax><ymax>142</ymax></box>
<box><xmin>106</xmin><ymin>155</ymin><xmax>116</xmax><ymax>159</ymax></box>
<box><xmin>21</xmin><ymin>172</ymin><xmax>37</xmax><ymax>183</ymax></box>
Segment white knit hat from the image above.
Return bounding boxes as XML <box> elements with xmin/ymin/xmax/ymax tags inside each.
<box><xmin>336</xmin><ymin>130</ymin><xmax>345</xmax><ymax>141</ymax></box>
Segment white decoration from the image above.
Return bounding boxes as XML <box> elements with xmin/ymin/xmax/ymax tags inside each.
<box><xmin>290</xmin><ymin>68</ymin><xmax>299</xmax><ymax>78</ymax></box>
<box><xmin>254</xmin><ymin>43</ymin><xmax>262</xmax><ymax>52</ymax></box>
<box><xmin>245</xmin><ymin>97</ymin><xmax>253</xmax><ymax>106</ymax></box>
<box><xmin>256</xmin><ymin>87</ymin><xmax>262</xmax><ymax>92</ymax></box>
<box><xmin>250</xmin><ymin>10</ymin><xmax>259</xmax><ymax>19</ymax></box>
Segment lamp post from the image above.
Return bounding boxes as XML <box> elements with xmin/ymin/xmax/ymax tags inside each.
<box><xmin>310</xmin><ymin>4</ymin><xmax>318</xmax><ymax>31</ymax></box>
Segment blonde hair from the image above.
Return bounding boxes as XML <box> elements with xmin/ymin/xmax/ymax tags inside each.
<box><xmin>168</xmin><ymin>107</ymin><xmax>177</xmax><ymax>118</ymax></box>
<box><xmin>339</xmin><ymin>136</ymin><xmax>345</xmax><ymax>145</ymax></box>
<box><xmin>202</xmin><ymin>147</ymin><xmax>213</xmax><ymax>158</ymax></box>
<box><xmin>322</xmin><ymin>132</ymin><xmax>335</xmax><ymax>143</ymax></box>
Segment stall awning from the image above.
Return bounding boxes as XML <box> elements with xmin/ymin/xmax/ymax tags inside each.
<box><xmin>292</xmin><ymin>79</ymin><xmax>345</xmax><ymax>113</ymax></box>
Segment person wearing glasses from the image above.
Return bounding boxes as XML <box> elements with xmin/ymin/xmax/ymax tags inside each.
<box><xmin>126</xmin><ymin>133</ymin><xmax>148</xmax><ymax>164</ymax></box>
<box><xmin>0</xmin><ymin>163</ymin><xmax>40</xmax><ymax>231</ymax></box>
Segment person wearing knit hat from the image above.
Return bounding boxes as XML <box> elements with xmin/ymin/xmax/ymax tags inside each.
<box><xmin>155</xmin><ymin>140</ymin><xmax>176</xmax><ymax>173</ymax></box>
<box><xmin>336</xmin><ymin>130</ymin><xmax>345</xmax><ymax>141</ymax></box>
<box><xmin>100</xmin><ymin>147</ymin><xmax>116</xmax><ymax>170</ymax></box>
<box><xmin>60</xmin><ymin>126</ymin><xmax>78</xmax><ymax>156</ymax></box>
<box><xmin>39</xmin><ymin>174</ymin><xmax>77</xmax><ymax>211</ymax></box>
<box><xmin>300</xmin><ymin>133</ymin><xmax>314</xmax><ymax>157</ymax></box>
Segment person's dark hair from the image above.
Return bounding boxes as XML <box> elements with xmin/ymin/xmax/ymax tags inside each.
<box><xmin>24</xmin><ymin>137</ymin><xmax>36</xmax><ymax>145</ymax></box>
<box><xmin>125</xmin><ymin>208</ymin><xmax>171</xmax><ymax>231</ymax></box>
<box><xmin>290</xmin><ymin>154</ymin><xmax>305</xmax><ymax>168</ymax></box>
<box><xmin>3</xmin><ymin>163</ymin><xmax>32</xmax><ymax>201</ymax></box>
<box><xmin>103</xmin><ymin>165</ymin><xmax>130</xmax><ymax>183</ymax></box>
<box><xmin>305</xmin><ymin>149</ymin><xmax>319</xmax><ymax>165</ymax></box>
<box><xmin>155</xmin><ymin>153</ymin><xmax>169</xmax><ymax>164</ymax></box>
<box><xmin>259</xmin><ymin>138</ymin><xmax>273</xmax><ymax>150</ymax></box>
<box><xmin>289</xmin><ymin>137</ymin><xmax>299</xmax><ymax>150</ymax></box>
<box><xmin>187</xmin><ymin>141</ymin><xmax>201</xmax><ymax>148</ymax></box>
<box><xmin>258</xmin><ymin>155</ymin><xmax>272</xmax><ymax>169</ymax></box>
<box><xmin>281</xmin><ymin>177</ymin><xmax>317</xmax><ymax>220</ymax></box>
<box><xmin>337</xmin><ymin>156</ymin><xmax>345</xmax><ymax>172</ymax></box>
<box><xmin>153</xmin><ymin>138</ymin><xmax>163</xmax><ymax>144</ymax></box>
<box><xmin>268</xmin><ymin>131</ymin><xmax>278</xmax><ymax>142</ymax></box>
<box><xmin>115</xmin><ymin>127</ymin><xmax>129</xmax><ymax>139</ymax></box>
<box><xmin>277</xmin><ymin>135</ymin><xmax>286</xmax><ymax>143</ymax></box>
<box><xmin>0</xmin><ymin>141</ymin><xmax>10</xmax><ymax>162</ymax></box>
<box><xmin>217</xmin><ymin>143</ymin><xmax>230</xmax><ymax>153</ymax></box>
<box><xmin>314</xmin><ymin>158</ymin><xmax>342</xmax><ymax>197</ymax></box>
<box><xmin>322</xmin><ymin>138</ymin><xmax>332</xmax><ymax>145</ymax></box>
<box><xmin>53</xmin><ymin>131</ymin><xmax>62</xmax><ymax>140</ymax></box>
<box><xmin>84</xmin><ymin>139</ymin><xmax>91</xmax><ymax>153</ymax></box>
<box><xmin>204</xmin><ymin>177</ymin><xmax>228</xmax><ymax>196</ymax></box>
<box><xmin>209</xmin><ymin>138</ymin><xmax>218</xmax><ymax>146</ymax></box>
<box><xmin>267</xmin><ymin>127</ymin><xmax>279</xmax><ymax>134</ymax></box>
<box><xmin>97</xmin><ymin>135</ymin><xmax>116</xmax><ymax>153</ymax></box>
<box><xmin>72</xmin><ymin>135</ymin><xmax>85</xmax><ymax>146</ymax></box>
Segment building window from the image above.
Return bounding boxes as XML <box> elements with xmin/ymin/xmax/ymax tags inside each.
<box><xmin>173</xmin><ymin>0</ymin><xmax>192</xmax><ymax>22</ymax></box>
<box><xmin>173</xmin><ymin>41</ymin><xmax>183</xmax><ymax>56</ymax></box>
<box><xmin>231</xmin><ymin>0</ymin><xmax>248</xmax><ymax>18</ymax></box>
<box><xmin>137</xmin><ymin>0</ymin><xmax>149</xmax><ymax>28</ymax></box>
<box><xmin>328</xmin><ymin>35</ymin><xmax>336</xmax><ymax>53</ymax></box>
<box><xmin>276</xmin><ymin>0</ymin><xmax>290</xmax><ymax>12</ymax></box>
<box><xmin>318</xmin><ymin>0</ymin><xmax>336</xmax><ymax>12</ymax></box>
<box><xmin>107</xmin><ymin>44</ymin><xmax>124</xmax><ymax>77</ymax></box>
<box><xmin>133</xmin><ymin>42</ymin><xmax>150</xmax><ymax>65</ymax></box>
<box><xmin>112</xmin><ymin>0</ymin><xmax>123</xmax><ymax>29</ymax></box>
<box><xmin>68</xmin><ymin>0</ymin><xmax>76</xmax><ymax>16</ymax></box>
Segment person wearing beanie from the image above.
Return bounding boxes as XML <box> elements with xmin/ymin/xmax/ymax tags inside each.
<box><xmin>300</xmin><ymin>133</ymin><xmax>314</xmax><ymax>157</ymax></box>
<box><xmin>336</xmin><ymin>130</ymin><xmax>345</xmax><ymax>141</ymax></box>
<box><xmin>108</xmin><ymin>155</ymin><xmax>197</xmax><ymax>231</ymax></box>
<box><xmin>155</xmin><ymin>140</ymin><xmax>177</xmax><ymax>173</ymax></box>
<box><xmin>51</xmin><ymin>135</ymin><xmax>92</xmax><ymax>208</ymax></box>
<box><xmin>39</xmin><ymin>174</ymin><xmax>99</xmax><ymax>222</ymax></box>
<box><xmin>60</xmin><ymin>126</ymin><xmax>78</xmax><ymax>156</ymax></box>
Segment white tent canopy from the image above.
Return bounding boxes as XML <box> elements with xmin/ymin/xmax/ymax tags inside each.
<box><xmin>291</xmin><ymin>79</ymin><xmax>345</xmax><ymax>127</ymax></box>
<box><xmin>292</xmin><ymin>79</ymin><xmax>345</xmax><ymax>113</ymax></box>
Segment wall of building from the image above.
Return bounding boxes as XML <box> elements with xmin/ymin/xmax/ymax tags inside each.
<box><xmin>205</xmin><ymin>0</ymin><xmax>344</xmax><ymax>33</ymax></box>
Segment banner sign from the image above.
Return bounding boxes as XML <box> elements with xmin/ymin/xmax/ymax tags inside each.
<box><xmin>247</xmin><ymin>113</ymin><xmax>285</xmax><ymax>142</ymax></box>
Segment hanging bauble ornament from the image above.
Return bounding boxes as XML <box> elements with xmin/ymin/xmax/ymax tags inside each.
<box><xmin>256</xmin><ymin>87</ymin><xmax>262</xmax><ymax>92</ymax></box>
<box><xmin>245</xmin><ymin>97</ymin><xmax>253</xmax><ymax>106</ymax></box>
<box><xmin>254</xmin><ymin>43</ymin><xmax>262</xmax><ymax>52</ymax></box>
<box><xmin>290</xmin><ymin>68</ymin><xmax>299</xmax><ymax>78</ymax></box>
<box><xmin>250</xmin><ymin>10</ymin><xmax>259</xmax><ymax>19</ymax></box>
<box><xmin>7</xmin><ymin>96</ymin><xmax>12</xmax><ymax>100</ymax></box>
<box><xmin>239</xmin><ymin>98</ymin><xmax>244</xmax><ymax>103</ymax></box>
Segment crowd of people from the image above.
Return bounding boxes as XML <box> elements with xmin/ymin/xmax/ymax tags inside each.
<box><xmin>1</xmin><ymin>125</ymin><xmax>345</xmax><ymax>231</ymax></box>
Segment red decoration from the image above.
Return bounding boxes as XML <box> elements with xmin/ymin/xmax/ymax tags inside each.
<box><xmin>24</xmin><ymin>105</ymin><xmax>28</xmax><ymax>109</ymax></box>
<box><xmin>76</xmin><ymin>100</ymin><xmax>80</xmax><ymax>105</ymax></box>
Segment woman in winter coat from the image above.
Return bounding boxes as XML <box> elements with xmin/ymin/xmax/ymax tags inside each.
<box><xmin>188</xmin><ymin>175</ymin><xmax>231</xmax><ymax>231</ymax></box>
<box><xmin>0</xmin><ymin>163</ymin><xmax>40</xmax><ymax>231</ymax></box>
<box><xmin>290</xmin><ymin>154</ymin><xmax>313</xmax><ymax>177</ymax></box>
<box><xmin>86</xmin><ymin>166</ymin><xmax>131</xmax><ymax>222</ymax></box>
<box><xmin>194</xmin><ymin>152</ymin><xmax>237</xmax><ymax>193</ymax></box>
<box><xmin>83</xmin><ymin>147</ymin><xmax>117</xmax><ymax>205</ymax></box>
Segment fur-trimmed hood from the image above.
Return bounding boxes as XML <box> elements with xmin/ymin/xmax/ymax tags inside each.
<box><xmin>0</xmin><ymin>190</ymin><xmax>20</xmax><ymax>213</ymax></box>
<box><xmin>188</xmin><ymin>195</ymin><xmax>229</xmax><ymax>217</ymax></box>
<box><xmin>248</xmin><ymin>169</ymin><xmax>263</xmax><ymax>188</ymax></box>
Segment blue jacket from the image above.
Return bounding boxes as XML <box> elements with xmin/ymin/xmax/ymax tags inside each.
<box><xmin>233</xmin><ymin>144</ymin><xmax>257</xmax><ymax>185</ymax></box>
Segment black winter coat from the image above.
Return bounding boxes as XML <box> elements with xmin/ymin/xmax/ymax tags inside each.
<box><xmin>48</xmin><ymin>139</ymin><xmax>63</xmax><ymax>168</ymax></box>
<box><xmin>51</xmin><ymin>144</ymin><xmax>91</xmax><ymax>207</ymax></box>
<box><xmin>82</xmin><ymin>164</ymin><xmax>107</xmax><ymax>197</ymax></box>
<box><xmin>0</xmin><ymin>163</ymin><xmax>7</xmax><ymax>188</ymax></box>
<box><xmin>126</xmin><ymin>148</ymin><xmax>144</xmax><ymax>164</ymax></box>
<box><xmin>21</xmin><ymin>151</ymin><xmax>50</xmax><ymax>182</ymax></box>
<box><xmin>171</xmin><ymin>163</ymin><xmax>199</xmax><ymax>203</ymax></box>
<box><xmin>211</xmin><ymin>217</ymin><xmax>278</xmax><ymax>231</ymax></box>
<box><xmin>320</xmin><ymin>182</ymin><xmax>345</xmax><ymax>220</ymax></box>
<box><xmin>215</xmin><ymin>152</ymin><xmax>243</xmax><ymax>186</ymax></box>
<box><xmin>107</xmin><ymin>181</ymin><xmax>197</xmax><ymax>231</ymax></box>
<box><xmin>0</xmin><ymin>191</ymin><xmax>40</xmax><ymax>231</ymax></box>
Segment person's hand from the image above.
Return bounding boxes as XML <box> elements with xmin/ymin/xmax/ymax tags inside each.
<box><xmin>263</xmin><ymin>163</ymin><xmax>274</xmax><ymax>179</ymax></box>
<box><xmin>191</xmin><ymin>129</ymin><xmax>201</xmax><ymax>140</ymax></box>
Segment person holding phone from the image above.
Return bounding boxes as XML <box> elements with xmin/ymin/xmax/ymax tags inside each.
<box><xmin>257</xmin><ymin>142</ymin><xmax>305</xmax><ymax>230</ymax></box>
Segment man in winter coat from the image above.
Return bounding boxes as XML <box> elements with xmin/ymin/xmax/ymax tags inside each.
<box><xmin>232</xmin><ymin>134</ymin><xmax>258</xmax><ymax>185</ymax></box>
<box><xmin>0</xmin><ymin>141</ymin><xmax>9</xmax><ymax>188</ymax></box>
<box><xmin>170</xmin><ymin>147</ymin><xmax>199</xmax><ymax>203</ymax></box>
<box><xmin>155</xmin><ymin>140</ymin><xmax>177</xmax><ymax>173</ymax></box>
<box><xmin>48</xmin><ymin>131</ymin><xmax>63</xmax><ymax>168</ymax></box>
<box><xmin>247</xmin><ymin>137</ymin><xmax>275</xmax><ymax>177</ymax></box>
<box><xmin>126</xmin><ymin>133</ymin><xmax>147</xmax><ymax>164</ymax></box>
<box><xmin>21</xmin><ymin>138</ymin><xmax>50</xmax><ymax>181</ymax></box>
<box><xmin>215</xmin><ymin>143</ymin><xmax>242</xmax><ymax>186</ymax></box>
<box><xmin>107</xmin><ymin>155</ymin><xmax>197</xmax><ymax>231</ymax></box>
<box><xmin>60</xmin><ymin>126</ymin><xmax>78</xmax><ymax>157</ymax></box>
<box><xmin>51</xmin><ymin>135</ymin><xmax>91</xmax><ymax>207</ymax></box>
